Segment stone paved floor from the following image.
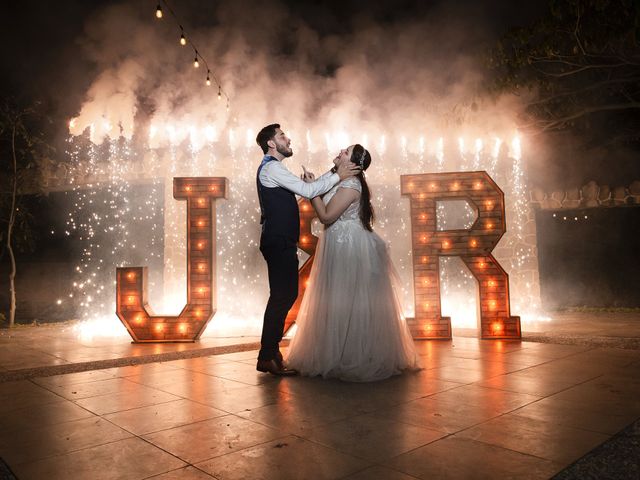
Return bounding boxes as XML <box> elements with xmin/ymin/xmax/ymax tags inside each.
<box><xmin>0</xmin><ymin>338</ymin><xmax>638</xmax><ymax>479</ymax></box>
<box><xmin>0</xmin><ymin>322</ymin><xmax>260</xmax><ymax>374</ymax></box>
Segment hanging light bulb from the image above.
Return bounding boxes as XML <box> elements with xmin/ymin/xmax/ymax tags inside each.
<box><xmin>193</xmin><ymin>56</ymin><xmax>199</xmax><ymax>68</ymax></box>
<box><xmin>217</xmin><ymin>86</ymin><xmax>222</xmax><ymax>100</ymax></box>
<box><xmin>180</xmin><ymin>33</ymin><xmax>186</xmax><ymax>46</ymax></box>
<box><xmin>206</xmin><ymin>73</ymin><xmax>211</xmax><ymax>86</ymax></box>
<box><xmin>155</xmin><ymin>4</ymin><xmax>163</xmax><ymax>18</ymax></box>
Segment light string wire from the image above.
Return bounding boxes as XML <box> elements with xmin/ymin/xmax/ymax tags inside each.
<box><xmin>155</xmin><ymin>0</ymin><xmax>230</xmax><ymax>110</ymax></box>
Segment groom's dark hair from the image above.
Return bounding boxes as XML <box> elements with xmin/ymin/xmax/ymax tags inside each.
<box><xmin>256</xmin><ymin>123</ymin><xmax>280</xmax><ymax>154</ymax></box>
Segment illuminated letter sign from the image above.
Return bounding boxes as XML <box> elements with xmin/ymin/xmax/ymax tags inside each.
<box><xmin>401</xmin><ymin>171</ymin><xmax>521</xmax><ymax>339</ymax></box>
<box><xmin>284</xmin><ymin>198</ymin><xmax>317</xmax><ymax>333</ymax></box>
<box><xmin>116</xmin><ymin>177</ymin><xmax>228</xmax><ymax>342</ymax></box>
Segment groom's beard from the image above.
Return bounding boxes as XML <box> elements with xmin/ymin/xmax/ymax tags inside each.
<box><xmin>276</xmin><ymin>143</ymin><xmax>293</xmax><ymax>158</ymax></box>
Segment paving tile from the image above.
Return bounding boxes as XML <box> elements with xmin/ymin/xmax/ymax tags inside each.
<box><xmin>74</xmin><ymin>385</ymin><xmax>180</xmax><ymax>415</ymax></box>
<box><xmin>202</xmin><ymin>361</ymin><xmax>278</xmax><ymax>386</ymax></box>
<box><xmin>502</xmin><ymin>363</ymin><xmax>603</xmax><ymax>385</ymax></box>
<box><xmin>196</xmin><ymin>383</ymin><xmax>292</xmax><ymax>414</ymax></box>
<box><xmin>0</xmin><ymin>416</ymin><xmax>132</xmax><ymax>465</ymax></box>
<box><xmin>382</xmin><ymin>374</ymin><xmax>463</xmax><ymax>399</ymax></box>
<box><xmin>146</xmin><ymin>466</ymin><xmax>215</xmax><ymax>479</ymax></box>
<box><xmin>426</xmin><ymin>384</ymin><xmax>540</xmax><ymax>412</ymax></box>
<box><xmin>278</xmin><ymin>374</ymin><xmax>451</xmax><ymax>414</ymax></box>
<box><xmin>213</xmin><ymin>350</ymin><xmax>260</xmax><ymax>361</ymax></box>
<box><xmin>487</xmin><ymin>351</ymin><xmax>553</xmax><ymax>367</ymax></box>
<box><xmin>149</xmin><ymin>374</ymin><xmax>249</xmax><ymax>400</ymax></box>
<box><xmin>43</xmin><ymin>377</ymin><xmax>147</xmax><ymax>400</ymax></box>
<box><xmin>196</xmin><ymin>435</ymin><xmax>369</xmax><ymax>480</ymax></box>
<box><xmin>444</xmin><ymin>357</ymin><xmax>526</xmax><ymax>376</ymax></box>
<box><xmin>125</xmin><ymin>369</ymin><xmax>221</xmax><ymax>389</ymax></box>
<box><xmin>386</xmin><ymin>436</ymin><xmax>562</xmax><ymax>479</ymax></box>
<box><xmin>32</xmin><ymin>369</ymin><xmax>118</xmax><ymax>388</ymax></box>
<box><xmin>301</xmin><ymin>414</ymin><xmax>445</xmax><ymax>462</ymax></box>
<box><xmin>143</xmin><ymin>414</ymin><xmax>285</xmax><ymax>464</ymax></box>
<box><xmin>11</xmin><ymin>436</ymin><xmax>186</xmax><ymax>480</ymax></box>
<box><xmin>163</xmin><ymin>356</ymin><xmax>232</xmax><ymax>371</ymax></box>
<box><xmin>510</xmin><ymin>397</ymin><xmax>638</xmax><ymax>435</ymax></box>
<box><xmin>0</xmin><ymin>380</ymin><xmax>64</xmax><ymax>411</ymax></box>
<box><xmin>518</xmin><ymin>343</ymin><xmax>591</xmax><ymax>358</ymax></box>
<box><xmin>103</xmin><ymin>362</ymin><xmax>183</xmax><ymax>378</ymax></box>
<box><xmin>476</xmin><ymin>372</ymin><xmax>576</xmax><ymax>396</ymax></box>
<box><xmin>370</xmin><ymin>396</ymin><xmax>503</xmax><ymax>434</ymax></box>
<box><xmin>104</xmin><ymin>398</ymin><xmax>227</xmax><ymax>435</ymax></box>
<box><xmin>455</xmin><ymin>413</ymin><xmax>610</xmax><ymax>464</ymax></box>
<box><xmin>423</xmin><ymin>366</ymin><xmax>491</xmax><ymax>383</ymax></box>
<box><xmin>341</xmin><ymin>465</ymin><xmax>420</xmax><ymax>480</ymax></box>
<box><xmin>0</xmin><ymin>400</ymin><xmax>94</xmax><ymax>432</ymax></box>
<box><xmin>236</xmin><ymin>391</ymin><xmax>357</xmax><ymax>435</ymax></box>
<box><xmin>544</xmin><ymin>378</ymin><xmax>640</xmax><ymax>415</ymax></box>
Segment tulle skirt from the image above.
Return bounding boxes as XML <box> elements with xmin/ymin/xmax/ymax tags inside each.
<box><xmin>287</xmin><ymin>219</ymin><xmax>420</xmax><ymax>382</ymax></box>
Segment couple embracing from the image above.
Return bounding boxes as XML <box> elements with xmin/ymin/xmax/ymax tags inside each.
<box><xmin>255</xmin><ymin>124</ymin><xmax>419</xmax><ymax>382</ymax></box>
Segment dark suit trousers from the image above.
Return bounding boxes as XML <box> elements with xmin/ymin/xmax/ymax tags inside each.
<box><xmin>259</xmin><ymin>235</ymin><xmax>299</xmax><ymax>361</ymax></box>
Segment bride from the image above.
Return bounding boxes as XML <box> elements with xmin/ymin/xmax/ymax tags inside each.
<box><xmin>286</xmin><ymin>144</ymin><xmax>420</xmax><ymax>382</ymax></box>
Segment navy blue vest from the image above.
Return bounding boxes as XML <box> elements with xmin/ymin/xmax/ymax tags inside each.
<box><xmin>257</xmin><ymin>156</ymin><xmax>300</xmax><ymax>242</ymax></box>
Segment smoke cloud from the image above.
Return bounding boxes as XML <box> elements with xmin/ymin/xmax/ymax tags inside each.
<box><xmin>69</xmin><ymin>0</ymin><xmax>528</xmax><ymax>147</ymax></box>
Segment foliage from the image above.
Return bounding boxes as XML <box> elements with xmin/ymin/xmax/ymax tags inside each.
<box><xmin>0</xmin><ymin>99</ymin><xmax>54</xmax><ymax>326</ymax></box>
<box><xmin>489</xmin><ymin>0</ymin><xmax>640</xmax><ymax>145</ymax></box>
<box><xmin>0</xmin><ymin>101</ymin><xmax>52</xmax><ymax>259</ymax></box>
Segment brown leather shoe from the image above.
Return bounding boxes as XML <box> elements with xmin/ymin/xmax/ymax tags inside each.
<box><xmin>256</xmin><ymin>359</ymin><xmax>298</xmax><ymax>376</ymax></box>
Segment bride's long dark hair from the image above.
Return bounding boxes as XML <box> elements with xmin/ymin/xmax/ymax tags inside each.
<box><xmin>349</xmin><ymin>144</ymin><xmax>374</xmax><ymax>231</ymax></box>
<box><xmin>330</xmin><ymin>144</ymin><xmax>374</xmax><ymax>230</ymax></box>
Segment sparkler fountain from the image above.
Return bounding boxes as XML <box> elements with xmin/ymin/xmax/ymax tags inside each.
<box><xmin>62</xmin><ymin>120</ymin><xmax>542</xmax><ymax>340</ymax></box>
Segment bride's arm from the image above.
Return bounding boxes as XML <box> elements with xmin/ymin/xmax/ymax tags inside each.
<box><xmin>311</xmin><ymin>188</ymin><xmax>359</xmax><ymax>225</ymax></box>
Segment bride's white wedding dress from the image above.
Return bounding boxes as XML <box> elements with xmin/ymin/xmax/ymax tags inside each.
<box><xmin>287</xmin><ymin>177</ymin><xmax>420</xmax><ymax>382</ymax></box>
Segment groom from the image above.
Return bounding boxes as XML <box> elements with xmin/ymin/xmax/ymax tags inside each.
<box><xmin>255</xmin><ymin>124</ymin><xmax>359</xmax><ymax>375</ymax></box>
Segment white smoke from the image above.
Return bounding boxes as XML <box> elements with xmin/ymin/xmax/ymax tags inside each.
<box><xmin>69</xmin><ymin>0</ymin><xmax>526</xmax><ymax>145</ymax></box>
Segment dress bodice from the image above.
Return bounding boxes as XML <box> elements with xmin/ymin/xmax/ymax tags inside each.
<box><xmin>323</xmin><ymin>177</ymin><xmax>362</xmax><ymax>223</ymax></box>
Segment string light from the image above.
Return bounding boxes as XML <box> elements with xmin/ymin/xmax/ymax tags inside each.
<box><xmin>154</xmin><ymin>0</ymin><xmax>230</xmax><ymax>108</ymax></box>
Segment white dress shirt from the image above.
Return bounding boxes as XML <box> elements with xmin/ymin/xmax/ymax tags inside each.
<box><xmin>259</xmin><ymin>159</ymin><xmax>339</xmax><ymax>199</ymax></box>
